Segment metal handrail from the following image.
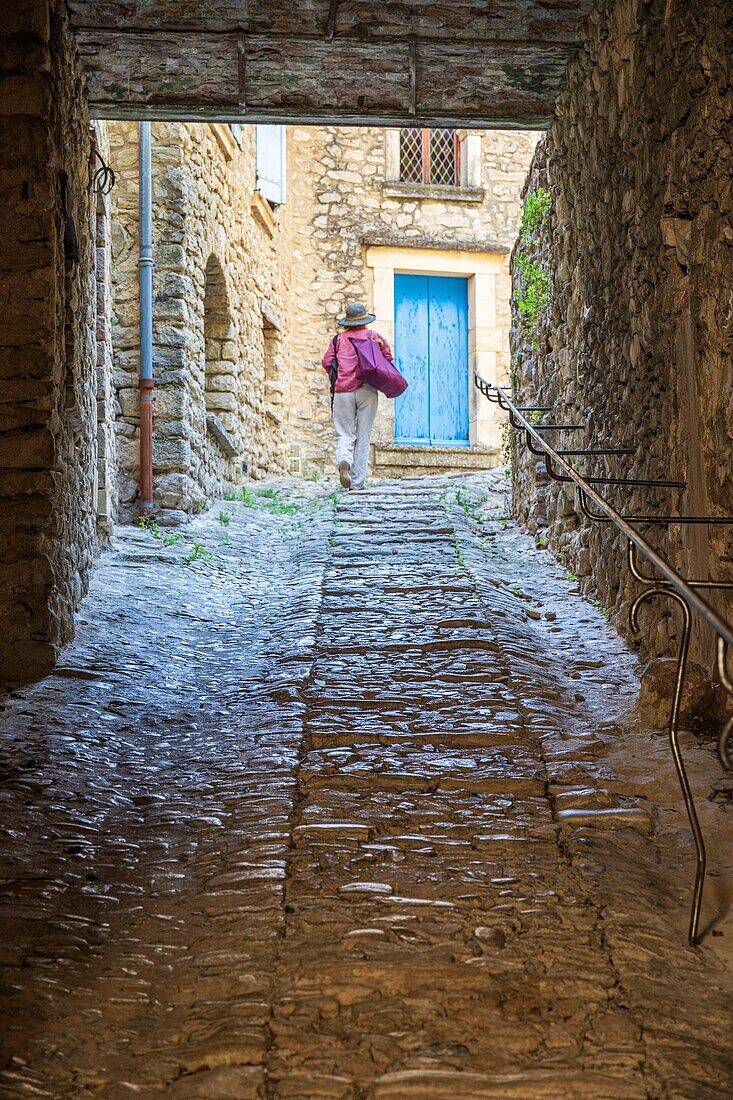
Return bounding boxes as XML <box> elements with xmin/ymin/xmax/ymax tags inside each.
<box><xmin>475</xmin><ymin>372</ymin><xmax>733</xmax><ymax>946</ymax></box>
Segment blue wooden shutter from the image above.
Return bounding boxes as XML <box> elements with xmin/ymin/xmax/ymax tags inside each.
<box><xmin>256</xmin><ymin>125</ymin><xmax>286</xmax><ymax>205</ymax></box>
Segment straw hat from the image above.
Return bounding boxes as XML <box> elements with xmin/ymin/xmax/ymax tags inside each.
<box><xmin>337</xmin><ymin>302</ymin><xmax>376</xmax><ymax>327</ymax></box>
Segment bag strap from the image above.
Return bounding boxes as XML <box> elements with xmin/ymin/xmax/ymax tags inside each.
<box><xmin>329</xmin><ymin>334</ymin><xmax>339</xmax><ymax>407</ymax></box>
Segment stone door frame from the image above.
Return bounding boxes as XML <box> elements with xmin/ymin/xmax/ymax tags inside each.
<box><xmin>365</xmin><ymin>245</ymin><xmax>508</xmax><ymax>450</ymax></box>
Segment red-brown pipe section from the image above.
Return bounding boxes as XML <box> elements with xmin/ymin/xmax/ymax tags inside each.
<box><xmin>138</xmin><ymin>376</ymin><xmax>155</xmax><ymax>507</ymax></box>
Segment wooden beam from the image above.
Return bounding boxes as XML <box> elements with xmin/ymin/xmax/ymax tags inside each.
<box><xmin>78</xmin><ymin>31</ymin><xmax>571</xmax><ymax>126</ymax></box>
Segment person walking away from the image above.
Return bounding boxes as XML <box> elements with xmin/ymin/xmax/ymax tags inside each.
<box><xmin>321</xmin><ymin>302</ymin><xmax>394</xmax><ymax>491</ymax></box>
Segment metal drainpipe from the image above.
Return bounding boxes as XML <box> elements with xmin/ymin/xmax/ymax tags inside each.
<box><xmin>138</xmin><ymin>120</ymin><xmax>155</xmax><ymax>512</ymax></box>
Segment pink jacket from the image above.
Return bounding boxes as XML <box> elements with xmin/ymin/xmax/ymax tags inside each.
<box><xmin>322</xmin><ymin>327</ymin><xmax>394</xmax><ymax>393</ymax></box>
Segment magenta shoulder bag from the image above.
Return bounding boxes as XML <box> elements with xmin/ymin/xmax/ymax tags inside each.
<box><xmin>349</xmin><ymin>336</ymin><xmax>408</xmax><ymax>399</ymax></box>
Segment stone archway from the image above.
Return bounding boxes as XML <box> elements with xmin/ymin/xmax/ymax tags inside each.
<box><xmin>6</xmin><ymin>0</ymin><xmax>731</xmax><ymax>688</ymax></box>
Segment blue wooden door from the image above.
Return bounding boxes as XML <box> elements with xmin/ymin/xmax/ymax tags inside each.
<box><xmin>393</xmin><ymin>274</ymin><xmax>469</xmax><ymax>446</ymax></box>
<box><xmin>393</xmin><ymin>275</ymin><xmax>430</xmax><ymax>444</ymax></box>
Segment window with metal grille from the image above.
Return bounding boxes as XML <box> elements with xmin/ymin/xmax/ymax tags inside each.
<box><xmin>399</xmin><ymin>128</ymin><xmax>461</xmax><ymax>186</ymax></box>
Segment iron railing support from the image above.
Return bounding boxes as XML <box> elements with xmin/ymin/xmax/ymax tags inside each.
<box><xmin>476</xmin><ymin>371</ymin><xmax>733</xmax><ymax>945</ymax></box>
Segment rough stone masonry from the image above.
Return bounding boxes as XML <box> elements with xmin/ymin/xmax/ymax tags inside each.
<box><xmin>0</xmin><ymin>1</ymin><xmax>98</xmax><ymax>685</ymax></box>
<box><xmin>108</xmin><ymin>120</ymin><xmax>293</xmax><ymax>518</ymax></box>
<box><xmin>511</xmin><ymin>0</ymin><xmax>733</xmax><ymax>671</ymax></box>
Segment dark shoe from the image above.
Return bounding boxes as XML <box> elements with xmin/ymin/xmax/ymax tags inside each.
<box><xmin>338</xmin><ymin>461</ymin><xmax>351</xmax><ymax>489</ymax></box>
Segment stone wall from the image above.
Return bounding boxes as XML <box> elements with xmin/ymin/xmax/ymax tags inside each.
<box><xmin>511</xmin><ymin>0</ymin><xmax>733</xmax><ymax>667</ymax></box>
<box><xmin>286</xmin><ymin>127</ymin><xmax>537</xmax><ymax>471</ymax></box>
<box><xmin>92</xmin><ymin>121</ymin><xmax>117</xmax><ymax>536</ymax></box>
<box><xmin>109</xmin><ymin>122</ymin><xmax>291</xmax><ymax>518</ymax></box>
<box><xmin>0</xmin><ymin>1</ymin><xmax>100</xmax><ymax>684</ymax></box>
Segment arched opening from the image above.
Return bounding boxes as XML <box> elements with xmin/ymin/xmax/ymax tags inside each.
<box><xmin>202</xmin><ymin>253</ymin><xmax>235</xmax><ymax>419</ymax></box>
<box><xmin>5</xmin><ymin>7</ymin><xmax>733</xmax><ymax>1092</ymax></box>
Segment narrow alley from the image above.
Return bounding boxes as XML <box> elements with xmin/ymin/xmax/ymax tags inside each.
<box><xmin>0</xmin><ymin>474</ymin><xmax>730</xmax><ymax>1099</ymax></box>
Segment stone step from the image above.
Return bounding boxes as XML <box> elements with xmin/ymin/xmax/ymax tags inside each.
<box><xmin>371</xmin><ymin>443</ymin><xmax>501</xmax><ymax>478</ymax></box>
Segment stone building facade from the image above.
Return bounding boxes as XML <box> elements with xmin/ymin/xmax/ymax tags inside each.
<box><xmin>108</xmin><ymin>121</ymin><xmax>291</xmax><ymax>520</ymax></box>
<box><xmin>510</xmin><ymin>0</ymin><xmax>733</xmax><ymax>668</ymax></box>
<box><xmin>286</xmin><ymin>126</ymin><xmax>538</xmax><ymax>476</ymax></box>
<box><xmin>104</xmin><ymin>121</ymin><xmax>537</xmax><ymax>515</ymax></box>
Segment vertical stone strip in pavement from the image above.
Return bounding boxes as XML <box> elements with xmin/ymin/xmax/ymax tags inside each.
<box><xmin>264</xmin><ymin>480</ymin><xmax>732</xmax><ymax>1100</ymax></box>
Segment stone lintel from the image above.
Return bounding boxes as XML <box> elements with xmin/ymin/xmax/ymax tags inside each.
<box><xmin>365</xmin><ymin>245</ymin><xmax>508</xmax><ymax>274</ymax></box>
<box><xmin>91</xmin><ymin>104</ymin><xmax>551</xmax><ymax>131</ymax></box>
<box><xmin>363</xmin><ymin>235</ymin><xmax>510</xmax><ymax>261</ymax></box>
<box><xmin>76</xmin><ymin>30</ymin><xmax>572</xmax><ymax>127</ymax></box>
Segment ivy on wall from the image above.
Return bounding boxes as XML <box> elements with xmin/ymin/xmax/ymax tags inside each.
<box><xmin>520</xmin><ymin>187</ymin><xmax>552</xmax><ymax>240</ymax></box>
<box><xmin>513</xmin><ymin>187</ymin><xmax>552</xmax><ymax>341</ymax></box>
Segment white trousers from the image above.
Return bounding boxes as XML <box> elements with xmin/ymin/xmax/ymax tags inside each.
<box><xmin>332</xmin><ymin>386</ymin><xmax>379</xmax><ymax>489</ymax></box>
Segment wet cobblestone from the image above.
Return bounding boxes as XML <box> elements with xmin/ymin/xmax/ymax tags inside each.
<box><xmin>0</xmin><ymin>475</ymin><xmax>731</xmax><ymax>1098</ymax></box>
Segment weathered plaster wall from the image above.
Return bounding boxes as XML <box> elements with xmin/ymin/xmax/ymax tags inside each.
<box><xmin>286</xmin><ymin>127</ymin><xmax>537</xmax><ymax>470</ymax></box>
<box><xmin>511</xmin><ymin>0</ymin><xmax>733</xmax><ymax>666</ymax></box>
<box><xmin>0</xmin><ymin>1</ymin><xmax>100</xmax><ymax>684</ymax></box>
<box><xmin>109</xmin><ymin>122</ymin><xmax>291</xmax><ymax>518</ymax></box>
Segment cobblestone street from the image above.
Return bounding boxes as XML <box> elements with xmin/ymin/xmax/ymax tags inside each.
<box><xmin>0</xmin><ymin>474</ymin><xmax>731</xmax><ymax>1099</ymax></box>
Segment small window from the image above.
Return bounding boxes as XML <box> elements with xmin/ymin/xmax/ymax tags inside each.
<box><xmin>256</xmin><ymin>124</ymin><xmax>286</xmax><ymax>206</ymax></box>
<box><xmin>229</xmin><ymin>123</ymin><xmax>245</xmax><ymax>148</ymax></box>
<box><xmin>399</xmin><ymin>128</ymin><xmax>460</xmax><ymax>186</ymax></box>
